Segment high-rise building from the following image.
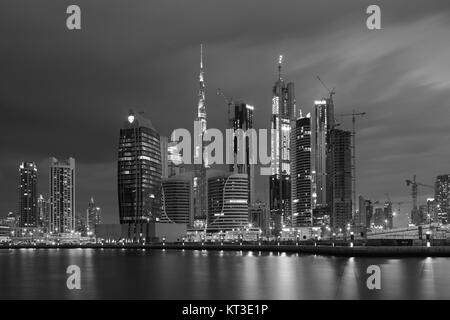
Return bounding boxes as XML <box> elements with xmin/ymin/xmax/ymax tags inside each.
<box><xmin>193</xmin><ymin>44</ymin><xmax>208</xmax><ymax>228</ymax></box>
<box><xmin>312</xmin><ymin>98</ymin><xmax>334</xmax><ymax>209</ymax></box>
<box><xmin>326</xmin><ymin>129</ymin><xmax>352</xmax><ymax>232</ymax></box>
<box><xmin>229</xmin><ymin>102</ymin><xmax>255</xmax><ymax>204</ymax></box>
<box><xmin>37</xmin><ymin>194</ymin><xmax>50</xmax><ymax>232</ymax></box>
<box><xmin>118</xmin><ymin>110</ymin><xmax>162</xmax><ymax>228</ymax></box>
<box><xmin>435</xmin><ymin>174</ymin><xmax>450</xmax><ymax>224</ymax></box>
<box><xmin>168</xmin><ymin>139</ymin><xmax>185</xmax><ymax>178</ymax></box>
<box><xmin>207</xmin><ymin>171</ymin><xmax>249</xmax><ymax>231</ymax></box>
<box><xmin>18</xmin><ymin>162</ymin><xmax>38</xmax><ymax>228</ymax></box>
<box><xmin>161</xmin><ymin>172</ymin><xmax>194</xmax><ymax>226</ymax></box>
<box><xmin>86</xmin><ymin>197</ymin><xmax>101</xmax><ymax>235</ymax></box>
<box><xmin>49</xmin><ymin>157</ymin><xmax>75</xmax><ymax>234</ymax></box>
<box><xmin>270</xmin><ymin>56</ymin><xmax>296</xmax><ymax>234</ymax></box>
<box><xmin>290</xmin><ymin>114</ymin><xmax>313</xmax><ymax>227</ymax></box>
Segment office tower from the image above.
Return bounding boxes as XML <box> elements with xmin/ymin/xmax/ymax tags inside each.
<box><xmin>118</xmin><ymin>110</ymin><xmax>162</xmax><ymax>227</ymax></box>
<box><xmin>270</xmin><ymin>55</ymin><xmax>296</xmax><ymax>234</ymax></box>
<box><xmin>18</xmin><ymin>162</ymin><xmax>38</xmax><ymax>228</ymax></box>
<box><xmin>160</xmin><ymin>136</ymin><xmax>169</xmax><ymax>179</ymax></box>
<box><xmin>49</xmin><ymin>157</ymin><xmax>75</xmax><ymax>234</ymax></box>
<box><xmin>37</xmin><ymin>194</ymin><xmax>50</xmax><ymax>232</ymax></box>
<box><xmin>326</xmin><ymin>129</ymin><xmax>352</xmax><ymax>232</ymax></box>
<box><xmin>249</xmin><ymin>200</ymin><xmax>270</xmax><ymax>235</ymax></box>
<box><xmin>193</xmin><ymin>44</ymin><xmax>208</xmax><ymax>228</ymax></box>
<box><xmin>435</xmin><ymin>174</ymin><xmax>450</xmax><ymax>224</ymax></box>
<box><xmin>86</xmin><ymin>197</ymin><xmax>101</xmax><ymax>235</ymax></box>
<box><xmin>229</xmin><ymin>102</ymin><xmax>255</xmax><ymax>204</ymax></box>
<box><xmin>290</xmin><ymin>113</ymin><xmax>313</xmax><ymax>227</ymax></box>
<box><xmin>161</xmin><ymin>172</ymin><xmax>194</xmax><ymax>226</ymax></box>
<box><xmin>312</xmin><ymin>98</ymin><xmax>334</xmax><ymax>209</ymax></box>
<box><xmin>207</xmin><ymin>171</ymin><xmax>249</xmax><ymax>231</ymax></box>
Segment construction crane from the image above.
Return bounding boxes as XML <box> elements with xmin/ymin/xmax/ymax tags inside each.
<box><xmin>317</xmin><ymin>76</ymin><xmax>336</xmax><ymax>100</ymax></box>
<box><xmin>216</xmin><ymin>88</ymin><xmax>234</xmax><ymax>126</ymax></box>
<box><xmin>335</xmin><ymin>111</ymin><xmax>366</xmax><ymax>220</ymax></box>
<box><xmin>405</xmin><ymin>175</ymin><xmax>434</xmax><ymax>213</ymax></box>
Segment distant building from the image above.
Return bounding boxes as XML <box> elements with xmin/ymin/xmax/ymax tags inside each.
<box><xmin>326</xmin><ymin>129</ymin><xmax>352</xmax><ymax>232</ymax></box>
<box><xmin>207</xmin><ymin>171</ymin><xmax>249</xmax><ymax>231</ymax></box>
<box><xmin>270</xmin><ymin>56</ymin><xmax>296</xmax><ymax>234</ymax></box>
<box><xmin>384</xmin><ymin>201</ymin><xmax>393</xmax><ymax>229</ymax></box>
<box><xmin>373</xmin><ymin>207</ymin><xmax>384</xmax><ymax>227</ymax></box>
<box><xmin>86</xmin><ymin>197</ymin><xmax>101</xmax><ymax>235</ymax></box>
<box><xmin>161</xmin><ymin>172</ymin><xmax>194</xmax><ymax>226</ymax></box>
<box><xmin>290</xmin><ymin>114</ymin><xmax>313</xmax><ymax>227</ymax></box>
<box><xmin>435</xmin><ymin>174</ymin><xmax>450</xmax><ymax>224</ymax></box>
<box><xmin>357</xmin><ymin>196</ymin><xmax>373</xmax><ymax>231</ymax></box>
<box><xmin>49</xmin><ymin>157</ymin><xmax>75</xmax><ymax>234</ymax></box>
<box><xmin>37</xmin><ymin>195</ymin><xmax>50</xmax><ymax>232</ymax></box>
<box><xmin>18</xmin><ymin>162</ymin><xmax>38</xmax><ymax>228</ymax></box>
<box><xmin>118</xmin><ymin>110</ymin><xmax>162</xmax><ymax>231</ymax></box>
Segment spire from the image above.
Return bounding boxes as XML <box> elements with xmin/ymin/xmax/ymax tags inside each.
<box><xmin>197</xmin><ymin>44</ymin><xmax>206</xmax><ymax>126</ymax></box>
<box><xmin>278</xmin><ymin>54</ymin><xmax>283</xmax><ymax>80</ymax></box>
<box><xmin>200</xmin><ymin>43</ymin><xmax>203</xmax><ymax>69</ymax></box>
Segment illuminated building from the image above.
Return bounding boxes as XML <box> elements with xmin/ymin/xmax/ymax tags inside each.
<box><xmin>435</xmin><ymin>174</ymin><xmax>450</xmax><ymax>224</ymax></box>
<box><xmin>326</xmin><ymin>129</ymin><xmax>352</xmax><ymax>232</ymax></box>
<box><xmin>270</xmin><ymin>55</ymin><xmax>296</xmax><ymax>234</ymax></box>
<box><xmin>118</xmin><ymin>110</ymin><xmax>162</xmax><ymax>230</ymax></box>
<box><xmin>357</xmin><ymin>195</ymin><xmax>373</xmax><ymax>232</ymax></box>
<box><xmin>161</xmin><ymin>172</ymin><xmax>193</xmax><ymax>226</ymax></box>
<box><xmin>207</xmin><ymin>171</ymin><xmax>249</xmax><ymax>231</ymax></box>
<box><xmin>290</xmin><ymin>114</ymin><xmax>313</xmax><ymax>227</ymax></box>
<box><xmin>193</xmin><ymin>44</ymin><xmax>208</xmax><ymax>228</ymax></box>
<box><xmin>49</xmin><ymin>157</ymin><xmax>75</xmax><ymax>234</ymax></box>
<box><xmin>86</xmin><ymin>197</ymin><xmax>101</xmax><ymax>235</ymax></box>
<box><xmin>313</xmin><ymin>98</ymin><xmax>334</xmax><ymax>209</ymax></box>
<box><xmin>229</xmin><ymin>102</ymin><xmax>255</xmax><ymax>204</ymax></box>
<box><xmin>18</xmin><ymin>162</ymin><xmax>38</xmax><ymax>228</ymax></box>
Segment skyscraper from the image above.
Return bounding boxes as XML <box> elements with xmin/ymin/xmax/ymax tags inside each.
<box><xmin>118</xmin><ymin>110</ymin><xmax>162</xmax><ymax>228</ymax></box>
<box><xmin>326</xmin><ymin>129</ymin><xmax>352</xmax><ymax>232</ymax></box>
<box><xmin>230</xmin><ymin>102</ymin><xmax>255</xmax><ymax>204</ymax></box>
<box><xmin>312</xmin><ymin>98</ymin><xmax>334</xmax><ymax>209</ymax></box>
<box><xmin>193</xmin><ymin>44</ymin><xmax>208</xmax><ymax>228</ymax></box>
<box><xmin>18</xmin><ymin>162</ymin><xmax>38</xmax><ymax>228</ymax></box>
<box><xmin>49</xmin><ymin>157</ymin><xmax>75</xmax><ymax>234</ymax></box>
<box><xmin>435</xmin><ymin>174</ymin><xmax>450</xmax><ymax>224</ymax></box>
<box><xmin>290</xmin><ymin>114</ymin><xmax>313</xmax><ymax>227</ymax></box>
<box><xmin>270</xmin><ymin>55</ymin><xmax>296</xmax><ymax>234</ymax></box>
<box><xmin>86</xmin><ymin>197</ymin><xmax>101</xmax><ymax>235</ymax></box>
<box><xmin>207</xmin><ymin>171</ymin><xmax>249</xmax><ymax>231</ymax></box>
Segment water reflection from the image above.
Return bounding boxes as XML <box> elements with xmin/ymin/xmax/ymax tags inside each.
<box><xmin>0</xmin><ymin>249</ymin><xmax>449</xmax><ymax>299</ymax></box>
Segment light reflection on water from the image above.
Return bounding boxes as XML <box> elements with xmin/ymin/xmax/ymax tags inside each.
<box><xmin>0</xmin><ymin>249</ymin><xmax>449</xmax><ymax>299</ymax></box>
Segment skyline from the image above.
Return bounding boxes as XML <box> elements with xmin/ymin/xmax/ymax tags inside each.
<box><xmin>1</xmin><ymin>1</ymin><xmax>450</xmax><ymax>225</ymax></box>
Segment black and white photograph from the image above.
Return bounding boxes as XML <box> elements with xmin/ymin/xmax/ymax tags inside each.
<box><xmin>1</xmin><ymin>0</ymin><xmax>450</xmax><ymax>306</ymax></box>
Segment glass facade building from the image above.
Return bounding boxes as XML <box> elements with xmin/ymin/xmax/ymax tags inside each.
<box><xmin>19</xmin><ymin>162</ymin><xmax>38</xmax><ymax>228</ymax></box>
<box><xmin>118</xmin><ymin>110</ymin><xmax>162</xmax><ymax>226</ymax></box>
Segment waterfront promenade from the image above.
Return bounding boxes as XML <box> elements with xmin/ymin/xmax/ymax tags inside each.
<box><xmin>2</xmin><ymin>241</ymin><xmax>450</xmax><ymax>257</ymax></box>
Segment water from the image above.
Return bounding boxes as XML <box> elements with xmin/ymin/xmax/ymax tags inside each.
<box><xmin>0</xmin><ymin>248</ymin><xmax>449</xmax><ymax>299</ymax></box>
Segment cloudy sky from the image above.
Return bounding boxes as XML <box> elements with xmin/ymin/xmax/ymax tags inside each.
<box><xmin>1</xmin><ymin>0</ymin><xmax>449</xmax><ymax>226</ymax></box>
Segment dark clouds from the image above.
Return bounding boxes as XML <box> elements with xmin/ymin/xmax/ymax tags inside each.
<box><xmin>1</xmin><ymin>0</ymin><xmax>449</xmax><ymax>225</ymax></box>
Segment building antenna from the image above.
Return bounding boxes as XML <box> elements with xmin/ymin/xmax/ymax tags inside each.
<box><xmin>278</xmin><ymin>55</ymin><xmax>283</xmax><ymax>80</ymax></box>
